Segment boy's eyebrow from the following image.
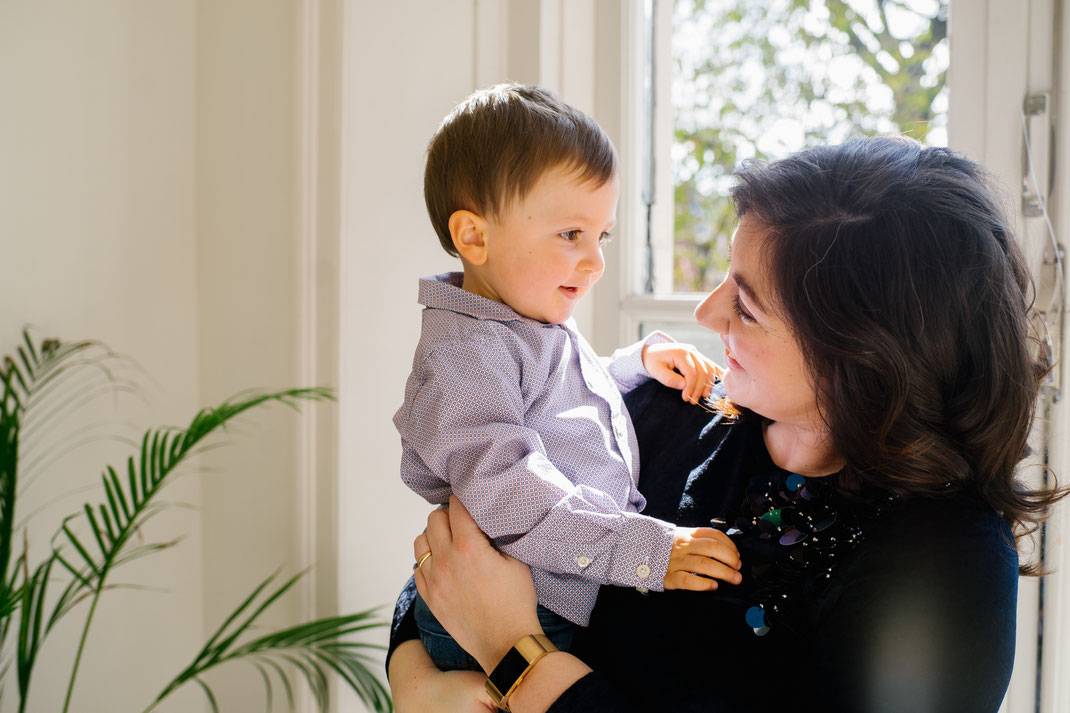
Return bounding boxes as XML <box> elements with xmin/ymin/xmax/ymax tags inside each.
<box><xmin>562</xmin><ymin>212</ymin><xmax>615</xmax><ymax>226</ymax></box>
<box><xmin>731</xmin><ymin>272</ymin><xmax>767</xmax><ymax>314</ymax></box>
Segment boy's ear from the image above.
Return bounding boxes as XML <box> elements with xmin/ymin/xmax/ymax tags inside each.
<box><xmin>449</xmin><ymin>210</ymin><xmax>490</xmax><ymax>265</ymax></box>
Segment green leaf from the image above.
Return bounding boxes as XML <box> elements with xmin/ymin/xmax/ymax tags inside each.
<box><xmin>192</xmin><ymin>677</ymin><xmax>220</xmax><ymax>713</ymax></box>
<box><xmin>150</xmin><ymin>571</ymin><xmax>391</xmax><ymax>712</ymax></box>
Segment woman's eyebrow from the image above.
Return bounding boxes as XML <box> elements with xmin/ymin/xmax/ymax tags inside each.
<box><xmin>732</xmin><ymin>272</ymin><xmax>767</xmax><ymax>314</ymax></box>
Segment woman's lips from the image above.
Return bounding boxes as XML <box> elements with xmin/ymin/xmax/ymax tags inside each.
<box><xmin>725</xmin><ymin>348</ymin><xmax>742</xmax><ymax>371</ymax></box>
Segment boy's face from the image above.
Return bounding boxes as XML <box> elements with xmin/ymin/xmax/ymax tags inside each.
<box><xmin>465</xmin><ymin>167</ymin><xmax>619</xmax><ymax>324</ymax></box>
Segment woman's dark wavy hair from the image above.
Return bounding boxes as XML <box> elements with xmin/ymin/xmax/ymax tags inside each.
<box><xmin>730</xmin><ymin>136</ymin><xmax>1064</xmax><ymax>574</ymax></box>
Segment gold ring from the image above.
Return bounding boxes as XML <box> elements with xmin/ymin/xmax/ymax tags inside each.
<box><xmin>416</xmin><ymin>551</ymin><xmax>432</xmax><ymax>569</ymax></box>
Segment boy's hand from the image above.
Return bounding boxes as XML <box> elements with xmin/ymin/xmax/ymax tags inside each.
<box><xmin>642</xmin><ymin>343</ymin><xmax>724</xmax><ymax>404</ymax></box>
<box><xmin>663</xmin><ymin>526</ymin><xmax>742</xmax><ymax>591</ymax></box>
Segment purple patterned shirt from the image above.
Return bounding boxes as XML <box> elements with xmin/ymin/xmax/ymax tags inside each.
<box><xmin>394</xmin><ymin>273</ymin><xmax>676</xmax><ymax>626</ymax></box>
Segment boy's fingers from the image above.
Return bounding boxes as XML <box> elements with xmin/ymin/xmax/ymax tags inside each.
<box><xmin>689</xmin><ymin>526</ymin><xmax>739</xmax><ymax>549</ymax></box>
<box><xmin>681</xmin><ymin>535</ymin><xmax>741</xmax><ymax>569</ymax></box>
<box><xmin>685</xmin><ymin>542</ymin><xmax>741</xmax><ymax>570</ymax></box>
<box><xmin>672</xmin><ymin>555</ymin><xmax>743</xmax><ymax>584</ymax></box>
<box><xmin>678</xmin><ymin>357</ymin><xmax>701</xmax><ymax>401</ymax></box>
<box><xmin>664</xmin><ymin>570</ymin><xmax>719</xmax><ymax>592</ymax></box>
<box><xmin>654</xmin><ymin>364</ymin><xmax>685</xmax><ymax>390</ymax></box>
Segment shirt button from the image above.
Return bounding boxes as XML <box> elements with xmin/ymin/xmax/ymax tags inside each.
<box><xmin>636</xmin><ymin>564</ymin><xmax>651</xmax><ymax>579</ymax></box>
<box><xmin>575</xmin><ymin>555</ymin><xmax>591</xmax><ymax>568</ymax></box>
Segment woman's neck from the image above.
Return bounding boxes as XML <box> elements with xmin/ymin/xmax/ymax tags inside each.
<box><xmin>763</xmin><ymin>419</ymin><xmax>844</xmax><ymax>477</ymax></box>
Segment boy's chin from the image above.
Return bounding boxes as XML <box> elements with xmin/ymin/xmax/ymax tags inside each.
<box><xmin>525</xmin><ymin>306</ymin><xmax>576</xmax><ymax>324</ymax></box>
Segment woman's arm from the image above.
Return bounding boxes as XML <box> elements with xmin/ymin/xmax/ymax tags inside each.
<box><xmin>413</xmin><ymin>496</ymin><xmax>610</xmax><ymax>713</ymax></box>
<box><xmin>388</xmin><ymin>640</ymin><xmax>497</xmax><ymax>713</ymax></box>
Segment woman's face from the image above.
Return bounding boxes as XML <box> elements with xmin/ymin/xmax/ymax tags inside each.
<box><xmin>695</xmin><ymin>215</ymin><xmax>821</xmax><ymax>428</ymax></box>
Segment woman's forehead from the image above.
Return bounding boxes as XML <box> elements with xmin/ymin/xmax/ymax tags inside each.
<box><xmin>728</xmin><ymin>217</ymin><xmax>774</xmax><ymax>310</ymax></box>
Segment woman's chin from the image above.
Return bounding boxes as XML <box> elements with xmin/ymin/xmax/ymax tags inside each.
<box><xmin>722</xmin><ymin>371</ymin><xmax>742</xmax><ymax>400</ymax></box>
<box><xmin>722</xmin><ymin>373</ymin><xmax>755</xmax><ymax>413</ymax></box>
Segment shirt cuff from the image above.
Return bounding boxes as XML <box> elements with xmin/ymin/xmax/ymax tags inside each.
<box><xmin>603</xmin><ymin>330</ymin><xmax>675</xmax><ymax>393</ymax></box>
<box><xmin>603</xmin><ymin>511</ymin><xmax>675</xmax><ymax>592</ymax></box>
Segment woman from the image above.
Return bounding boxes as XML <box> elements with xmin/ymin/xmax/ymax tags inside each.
<box><xmin>389</xmin><ymin>137</ymin><xmax>1065</xmax><ymax>712</ymax></box>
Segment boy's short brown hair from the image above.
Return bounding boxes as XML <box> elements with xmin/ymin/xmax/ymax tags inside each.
<box><xmin>424</xmin><ymin>83</ymin><xmax>619</xmax><ymax>256</ymax></box>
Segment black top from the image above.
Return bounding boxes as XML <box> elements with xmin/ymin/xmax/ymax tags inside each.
<box><xmin>389</xmin><ymin>381</ymin><xmax>1019</xmax><ymax>713</ymax></box>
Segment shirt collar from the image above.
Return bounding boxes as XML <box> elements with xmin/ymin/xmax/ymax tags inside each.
<box><xmin>418</xmin><ymin>272</ymin><xmax>574</xmax><ymax>329</ymax></box>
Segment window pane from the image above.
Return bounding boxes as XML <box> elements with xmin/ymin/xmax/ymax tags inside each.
<box><xmin>668</xmin><ymin>0</ymin><xmax>949</xmax><ymax>293</ymax></box>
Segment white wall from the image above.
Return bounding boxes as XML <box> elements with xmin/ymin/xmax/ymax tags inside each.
<box><xmin>0</xmin><ymin>2</ymin><xmax>203</xmax><ymax>711</ymax></box>
<box><xmin>195</xmin><ymin>0</ymin><xmax>310</xmax><ymax>710</ymax></box>
<box><xmin>336</xmin><ymin>0</ymin><xmax>476</xmax><ymax>667</ymax></box>
<box><xmin>0</xmin><ymin>1</ymin><xmax>313</xmax><ymax>712</ymax></box>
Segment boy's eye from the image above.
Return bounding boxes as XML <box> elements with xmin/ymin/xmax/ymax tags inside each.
<box><xmin>599</xmin><ymin>232</ymin><xmax>613</xmax><ymax>246</ymax></box>
<box><xmin>559</xmin><ymin>230</ymin><xmax>581</xmax><ymax>242</ymax></box>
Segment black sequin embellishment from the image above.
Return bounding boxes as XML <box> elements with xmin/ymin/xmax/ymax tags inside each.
<box><xmin>736</xmin><ymin>469</ymin><xmax>897</xmax><ymax>635</ymax></box>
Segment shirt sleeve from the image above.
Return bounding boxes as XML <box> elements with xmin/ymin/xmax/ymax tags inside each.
<box><xmin>396</xmin><ymin>332</ymin><xmax>675</xmax><ymax>591</ymax></box>
<box><xmin>600</xmin><ymin>330</ymin><xmax>673</xmax><ymax>394</ymax></box>
<box><xmin>547</xmin><ymin>672</ymin><xmax>642</xmax><ymax>713</ymax></box>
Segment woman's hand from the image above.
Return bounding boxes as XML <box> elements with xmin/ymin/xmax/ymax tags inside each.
<box><xmin>663</xmin><ymin>526</ymin><xmax>742</xmax><ymax>591</ymax></box>
<box><xmin>413</xmin><ymin>496</ymin><xmax>543</xmax><ymax>673</ymax></box>
<box><xmin>642</xmin><ymin>342</ymin><xmax>724</xmax><ymax>404</ymax></box>
<box><xmin>389</xmin><ymin>640</ymin><xmax>498</xmax><ymax>713</ymax></box>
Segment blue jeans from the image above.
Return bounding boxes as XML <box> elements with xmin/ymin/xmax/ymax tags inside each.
<box><xmin>413</xmin><ymin>592</ymin><xmax>577</xmax><ymax>672</ymax></box>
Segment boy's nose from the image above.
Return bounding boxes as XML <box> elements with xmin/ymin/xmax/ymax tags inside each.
<box><xmin>579</xmin><ymin>245</ymin><xmax>605</xmax><ymax>276</ymax></box>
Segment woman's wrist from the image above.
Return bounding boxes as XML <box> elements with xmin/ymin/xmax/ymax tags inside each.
<box><xmin>473</xmin><ymin>619</ymin><xmax>545</xmax><ymax>674</ymax></box>
<box><xmin>502</xmin><ymin>651</ymin><xmax>593</xmax><ymax>713</ymax></box>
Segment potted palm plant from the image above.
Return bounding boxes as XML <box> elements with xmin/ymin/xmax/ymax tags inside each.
<box><xmin>0</xmin><ymin>331</ymin><xmax>392</xmax><ymax>712</ymax></box>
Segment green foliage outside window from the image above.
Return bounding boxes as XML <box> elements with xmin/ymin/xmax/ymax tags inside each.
<box><xmin>672</xmin><ymin>0</ymin><xmax>948</xmax><ymax>291</ymax></box>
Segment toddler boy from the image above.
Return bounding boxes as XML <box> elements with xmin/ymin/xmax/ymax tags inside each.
<box><xmin>395</xmin><ymin>84</ymin><xmax>740</xmax><ymax>671</ymax></box>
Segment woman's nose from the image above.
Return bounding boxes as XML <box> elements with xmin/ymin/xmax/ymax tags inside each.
<box><xmin>695</xmin><ymin>279</ymin><xmax>728</xmax><ymax>331</ymax></box>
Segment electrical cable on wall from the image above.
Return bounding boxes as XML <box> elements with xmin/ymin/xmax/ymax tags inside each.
<box><xmin>1021</xmin><ymin>107</ymin><xmax>1065</xmax><ymax>317</ymax></box>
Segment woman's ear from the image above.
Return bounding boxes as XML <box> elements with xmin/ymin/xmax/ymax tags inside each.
<box><xmin>449</xmin><ymin>210</ymin><xmax>490</xmax><ymax>265</ymax></box>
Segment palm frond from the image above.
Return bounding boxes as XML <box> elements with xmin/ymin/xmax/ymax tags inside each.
<box><xmin>52</xmin><ymin>389</ymin><xmax>331</xmax><ymax>611</ymax></box>
<box><xmin>1</xmin><ymin>333</ymin><xmax>384</xmax><ymax>713</ymax></box>
<box><xmin>146</xmin><ymin>571</ymin><xmax>392</xmax><ymax>713</ymax></box>
<box><xmin>1</xmin><ymin>332</ymin><xmax>109</xmax><ymax>586</ymax></box>
<box><xmin>53</xmin><ymin>387</ymin><xmax>333</xmax><ymax>712</ymax></box>
<box><xmin>16</xmin><ymin>558</ymin><xmax>52</xmax><ymax>712</ymax></box>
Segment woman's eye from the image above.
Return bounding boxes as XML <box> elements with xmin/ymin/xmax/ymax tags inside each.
<box><xmin>598</xmin><ymin>232</ymin><xmax>613</xmax><ymax>246</ymax></box>
<box><xmin>733</xmin><ymin>295</ymin><xmax>755</xmax><ymax>324</ymax></box>
<box><xmin>559</xmin><ymin>230</ymin><xmax>581</xmax><ymax>242</ymax></box>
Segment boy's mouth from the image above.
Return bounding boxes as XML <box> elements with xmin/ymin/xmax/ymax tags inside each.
<box><xmin>559</xmin><ymin>285</ymin><xmax>581</xmax><ymax>298</ymax></box>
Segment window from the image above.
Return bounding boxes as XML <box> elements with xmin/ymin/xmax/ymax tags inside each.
<box><xmin>629</xmin><ymin>0</ymin><xmax>949</xmax><ymax>356</ymax></box>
